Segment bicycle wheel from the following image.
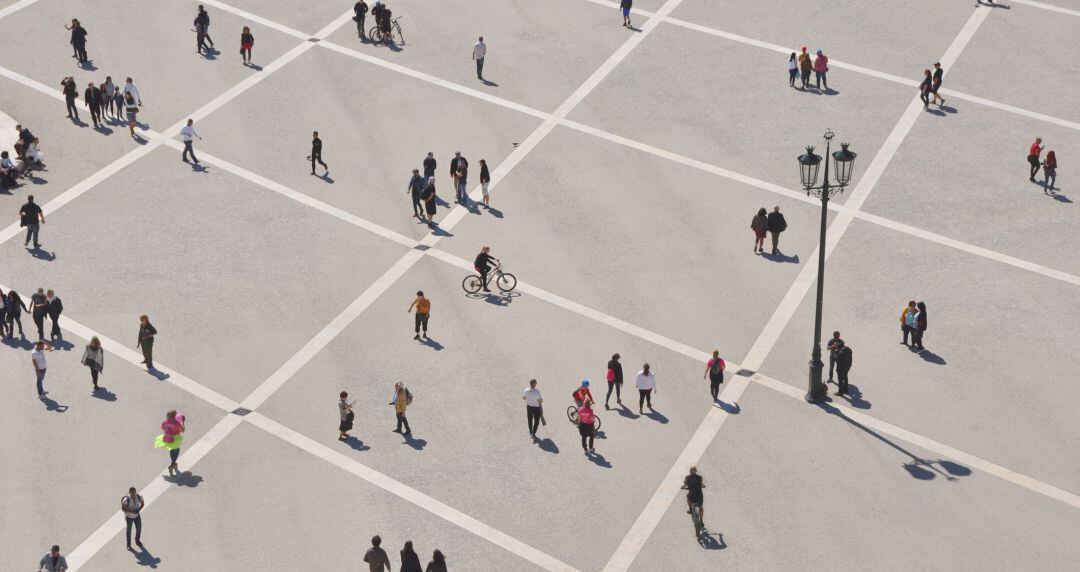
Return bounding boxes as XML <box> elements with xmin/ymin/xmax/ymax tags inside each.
<box><xmin>594</xmin><ymin>415</ymin><xmax>601</xmax><ymax>432</ymax></box>
<box><xmin>496</xmin><ymin>272</ymin><xmax>517</xmax><ymax>292</ymax></box>
<box><xmin>566</xmin><ymin>405</ymin><xmax>578</xmax><ymax>424</ymax></box>
<box><xmin>462</xmin><ymin>275</ymin><xmax>482</xmax><ymax>294</ymax></box>
<box><xmin>368</xmin><ymin>26</ymin><xmax>381</xmax><ymax>42</ymax></box>
<box><xmin>692</xmin><ymin>506</ymin><xmax>703</xmax><ymax>536</ymax></box>
<box><xmin>397</xmin><ymin>26</ymin><xmax>405</xmax><ymax>44</ymax></box>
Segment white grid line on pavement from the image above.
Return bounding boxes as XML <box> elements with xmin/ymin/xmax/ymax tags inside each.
<box><xmin>0</xmin><ymin>0</ymin><xmax>43</xmax><ymax>21</ymax></box>
<box><xmin>1008</xmin><ymin>0</ymin><xmax>1080</xmax><ymax>17</ymax></box>
<box><xmin>602</xmin><ymin>7</ymin><xmax>994</xmax><ymax>570</ymax></box>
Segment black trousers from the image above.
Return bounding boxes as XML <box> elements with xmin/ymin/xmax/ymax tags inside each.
<box><xmin>579</xmin><ymin>422</ymin><xmax>594</xmax><ymax>450</ymax></box>
<box><xmin>709</xmin><ymin>373</ymin><xmax>722</xmax><ymax>399</ymax></box>
<box><xmin>639</xmin><ymin>389</ymin><xmax>652</xmax><ymax>409</ymax></box>
<box><xmin>828</xmin><ymin>355</ymin><xmax>836</xmax><ymax>378</ymax></box>
<box><xmin>414</xmin><ymin>312</ymin><xmax>428</xmax><ymax>334</ymax></box>
<box><xmin>902</xmin><ymin>325</ymin><xmax>912</xmax><ymax>345</ymax></box>
<box><xmin>183</xmin><ymin>140</ymin><xmax>198</xmax><ymax>162</ymax></box>
<box><xmin>7</xmin><ymin>314</ymin><xmax>23</xmax><ymax>336</ymax></box>
<box><xmin>89</xmin><ymin>104</ymin><xmax>101</xmax><ymax>125</ymax></box>
<box><xmin>311</xmin><ymin>152</ymin><xmax>326</xmax><ymax>173</ymax></box>
<box><xmin>526</xmin><ymin>405</ymin><xmax>541</xmax><ymax>434</ymax></box>
<box><xmin>66</xmin><ymin>95</ymin><xmax>79</xmax><ymax>118</ymax></box>
<box><xmin>606</xmin><ymin>381</ymin><xmax>621</xmax><ymax>405</ymax></box>
<box><xmin>395</xmin><ymin>412</ymin><xmax>411</xmax><ymax>434</ymax></box>
<box><xmin>837</xmin><ymin>369</ymin><xmax>850</xmax><ymax>394</ymax></box>
<box><xmin>89</xmin><ymin>366</ymin><xmax>99</xmax><ymax>387</ymax></box>
<box><xmin>141</xmin><ymin>341</ymin><xmax>154</xmax><ymax>368</ymax></box>
<box><xmin>356</xmin><ymin>14</ymin><xmax>365</xmax><ymax>35</ymax></box>
<box><xmin>411</xmin><ymin>193</ymin><xmax>424</xmax><ymax>217</ymax></box>
<box><xmin>1029</xmin><ymin>156</ymin><xmax>1041</xmax><ymax>179</ymax></box>
<box><xmin>125</xmin><ymin>516</ymin><xmax>142</xmax><ymax>545</ymax></box>
<box><xmin>920</xmin><ymin>90</ymin><xmax>930</xmax><ymax>106</ymax></box>
<box><xmin>912</xmin><ymin>329</ymin><xmax>924</xmax><ymax>349</ymax></box>
<box><xmin>33</xmin><ymin>313</ymin><xmax>45</xmax><ymax>339</ymax></box>
<box><xmin>74</xmin><ymin>42</ymin><xmax>87</xmax><ymax>62</ymax></box>
<box><xmin>50</xmin><ymin>315</ymin><xmax>61</xmax><ymax>339</ymax></box>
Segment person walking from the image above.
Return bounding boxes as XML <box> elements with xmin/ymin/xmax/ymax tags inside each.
<box><xmin>67</xmin><ymin>19</ymin><xmax>88</xmax><ymax>63</ymax></box>
<box><xmin>407</xmin><ymin>291</ymin><xmax>430</xmax><ymax>339</ymax></box>
<box><xmin>180</xmin><ymin>119</ymin><xmax>201</xmax><ymax>164</ymax></box>
<box><xmin>620</xmin><ymin>0</ymin><xmax>633</xmax><ymax>27</ymax></box>
<box><xmin>408</xmin><ymin>169</ymin><xmax>425</xmax><ymax>219</ymax></box>
<box><xmin>121</xmin><ymin>487</ymin><xmax>145</xmax><ymax>550</ymax></box>
<box><xmin>20</xmin><ymin>194</ymin><xmax>45</xmax><ymax>249</ymax></box>
<box><xmin>308</xmin><ymin>131</ymin><xmax>328</xmax><ymax>176</ymax></box>
<box><xmin>1029</xmin><ymin>137</ymin><xmax>1044</xmax><ymax>182</ymax></box>
<box><xmin>113</xmin><ymin>88</ymin><xmax>126</xmax><ymax>125</ymax></box>
<box><xmin>6</xmin><ymin>290</ymin><xmax>28</xmax><ymax>339</ymax></box>
<box><xmin>364</xmin><ymin>535</ymin><xmax>392</xmax><ymax>572</ymax></box>
<box><xmin>422</xmin><ymin>151</ymin><xmax>436</xmax><ymax>182</ymax></box>
<box><xmin>835</xmin><ymin>344</ymin><xmax>853</xmax><ymax>396</ymax></box>
<box><xmin>798</xmin><ymin>46</ymin><xmax>812</xmax><ymax>89</ymax></box>
<box><xmin>472</xmin><ymin>36</ymin><xmax>487</xmax><ymax>80</ymax></box>
<box><xmin>813</xmin><ymin>49</ymin><xmax>829</xmax><ymax>90</ymax></box>
<box><xmin>635</xmin><ymin>363</ymin><xmax>657</xmax><ymax>414</ymax></box>
<box><xmin>479</xmin><ymin>159</ymin><xmax>491</xmax><ymax>207</ymax></box>
<box><xmin>767</xmin><ymin>206</ymin><xmax>787</xmax><ymax>255</ymax></box>
<box><xmin>523</xmin><ymin>378</ymin><xmax>543</xmax><ymax>437</ymax></box>
<box><xmin>390</xmin><ymin>382</ymin><xmax>412</xmax><ymax>435</ymax></box>
<box><xmin>82</xmin><ymin>336</ymin><xmax>105</xmax><ymax>391</ymax></box>
<box><xmin>400</xmin><ymin>540</ymin><xmax>423</xmax><ymax>572</ymax></box>
<box><xmin>900</xmin><ymin>300</ymin><xmax>917</xmax><ymax>346</ymax></box>
<box><xmin>38</xmin><ymin>545</ymin><xmax>68</xmax><ymax>572</ymax></box>
<box><xmin>47</xmin><ymin>289</ymin><xmax>63</xmax><ymax>340</ymax></box>
<box><xmin>578</xmin><ymin>398</ymin><xmax>596</xmax><ymax>454</ymax></box>
<box><xmin>124</xmin><ymin>91</ymin><xmax>140</xmax><ymax>138</ymax></box>
<box><xmin>420</xmin><ymin>178</ymin><xmax>437</xmax><ymax>229</ymax></box>
<box><xmin>605</xmin><ymin>353</ymin><xmax>623</xmax><ymax>409</ymax></box>
<box><xmin>919</xmin><ymin>69</ymin><xmax>932</xmax><ymax>109</ymax></box>
<box><xmin>32</xmin><ymin>340</ymin><xmax>53</xmax><ymax>399</ymax></box>
<box><xmin>123</xmin><ymin>77</ymin><xmax>142</xmax><ymax>107</ymax></box>
<box><xmin>30</xmin><ymin>288</ymin><xmax>48</xmax><ymax>340</ymax></box>
<box><xmin>137</xmin><ymin>314</ymin><xmax>157</xmax><ymax>370</ymax></box>
<box><xmin>84</xmin><ymin>82</ymin><xmax>103</xmax><ymax>128</ymax></box>
<box><xmin>912</xmin><ymin>301</ymin><xmax>927</xmax><ymax>350</ymax></box>
<box><xmin>354</xmin><ymin>0</ymin><xmax>369</xmax><ymax>38</ymax></box>
<box><xmin>101</xmin><ymin>76</ymin><xmax>116</xmax><ymax>119</ymax></box>
<box><xmin>1042</xmin><ymin>150</ymin><xmax>1057</xmax><ymax>193</ymax></box>
<box><xmin>195</xmin><ymin>5</ymin><xmax>215</xmax><ymax>50</ymax></box>
<box><xmin>61</xmin><ymin>77</ymin><xmax>79</xmax><ymax>120</ymax></box>
<box><xmin>826</xmin><ymin>331</ymin><xmax>844</xmax><ymax>382</ymax></box>
<box><xmin>338</xmin><ymin>390</ymin><xmax>355</xmax><ymax>440</ymax></box>
<box><xmin>788</xmin><ymin>52</ymin><xmax>797</xmax><ymax>87</ymax></box>
<box><xmin>704</xmin><ymin>351</ymin><xmax>724</xmax><ymax>401</ymax></box>
<box><xmin>425</xmin><ymin>550</ymin><xmax>447</xmax><ymax>572</ymax></box>
<box><xmin>154</xmin><ymin>410</ymin><xmax>186</xmax><ymax>476</ymax></box>
<box><xmin>454</xmin><ymin>157</ymin><xmax>469</xmax><ymax>205</ymax></box>
<box><xmin>930</xmin><ymin>62</ymin><xmax>945</xmax><ymax>107</ymax></box>
<box><xmin>240</xmin><ymin>26</ymin><xmax>254</xmax><ymax>64</ymax></box>
<box><xmin>751</xmin><ymin>207</ymin><xmax>768</xmax><ymax>254</ymax></box>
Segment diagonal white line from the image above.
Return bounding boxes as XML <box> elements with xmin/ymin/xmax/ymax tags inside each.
<box><xmin>0</xmin><ymin>0</ymin><xmax>44</xmax><ymax>21</ymax></box>
<box><xmin>1007</xmin><ymin>0</ymin><xmax>1080</xmax><ymax>17</ymax></box>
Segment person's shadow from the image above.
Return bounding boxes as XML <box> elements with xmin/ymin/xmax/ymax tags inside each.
<box><xmin>92</xmin><ymin>386</ymin><xmax>118</xmax><ymax>402</ymax></box>
<box><xmin>644</xmin><ymin>408</ymin><xmax>669</xmax><ymax>424</ymax></box>
<box><xmin>479</xmin><ymin>78</ymin><xmax>499</xmax><ymax>87</ymax></box>
<box><xmin>484</xmin><ymin>206</ymin><xmax>504</xmax><ymax>218</ymax></box>
<box><xmin>29</xmin><ymin>247</ymin><xmax>56</xmax><ymax>261</ymax></box>
<box><xmin>534</xmin><ymin>437</ymin><xmax>559</xmax><ymax>454</ymax></box>
<box><xmin>148</xmin><ymin>369</ymin><xmax>171</xmax><ymax>381</ymax></box>
<box><xmin>614</xmin><ymin>404</ymin><xmax>639</xmax><ymax>419</ymax></box>
<box><xmin>42</xmin><ymin>395</ymin><xmax>68</xmax><ymax>412</ymax></box>
<box><xmin>165</xmin><ymin>471</ymin><xmax>203</xmax><ymax>487</ymax></box>
<box><xmin>916</xmin><ymin>349</ymin><xmax>946</xmax><ymax>365</ymax></box>
<box><xmin>132</xmin><ymin>544</ymin><xmax>162</xmax><ymax>568</ymax></box>
<box><xmin>760</xmin><ymin>251</ymin><xmax>799</xmax><ymax>264</ymax></box>
<box><xmin>587</xmin><ymin>451</ymin><xmax>612</xmax><ymax>468</ymax></box>
<box><xmin>343</xmin><ymin>436</ymin><xmax>370</xmax><ymax>452</ymax></box>
<box><xmin>715</xmin><ymin>399</ymin><xmax>740</xmax><ymax>414</ymax></box>
<box><xmin>698</xmin><ymin>529</ymin><xmax>726</xmax><ymax>550</ymax></box>
<box><xmin>243</xmin><ymin>62</ymin><xmax>263</xmax><ymax>71</ymax></box>
<box><xmin>402</xmin><ymin>434</ymin><xmax>426</xmax><ymax>450</ymax></box>
<box><xmin>833</xmin><ymin>382</ymin><xmax>870</xmax><ymax>409</ymax></box>
<box><xmin>418</xmin><ymin>336</ymin><xmax>443</xmax><ymax>351</ymax></box>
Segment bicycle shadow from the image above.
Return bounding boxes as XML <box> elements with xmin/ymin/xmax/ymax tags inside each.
<box><xmin>697</xmin><ymin>528</ymin><xmax>726</xmax><ymax>550</ymax></box>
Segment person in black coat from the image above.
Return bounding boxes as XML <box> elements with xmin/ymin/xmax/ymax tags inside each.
<box><xmin>422</xmin><ymin>152</ymin><xmax>436</xmax><ymax>182</ymax></box>
<box><xmin>353</xmin><ymin>1</ymin><xmax>368</xmax><ymax>37</ymax></box>
<box><xmin>912</xmin><ymin>301</ymin><xmax>927</xmax><ymax>350</ymax></box>
<box><xmin>67</xmin><ymin>19</ymin><xmax>88</xmax><ymax>63</ymax></box>
<box><xmin>47</xmin><ymin>290</ymin><xmax>63</xmax><ymax>340</ymax></box>
<box><xmin>30</xmin><ymin>288</ymin><xmax>48</xmax><ymax>341</ymax></box>
<box><xmin>5</xmin><ymin>290</ymin><xmax>29</xmax><ymax>338</ymax></box>
<box><xmin>835</xmin><ymin>345</ymin><xmax>852</xmax><ymax>396</ymax></box>
<box><xmin>61</xmin><ymin>77</ymin><xmax>79</xmax><ymax>120</ymax></box>
<box><xmin>84</xmin><ymin>82</ymin><xmax>103</xmax><ymax>128</ymax></box>
<box><xmin>766</xmin><ymin>206</ymin><xmax>787</xmax><ymax>255</ymax></box>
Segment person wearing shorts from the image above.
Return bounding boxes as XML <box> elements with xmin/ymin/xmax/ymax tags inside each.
<box><xmin>479</xmin><ymin>159</ymin><xmax>491</xmax><ymax>207</ymax></box>
<box><xmin>620</xmin><ymin>0</ymin><xmax>633</xmax><ymax>27</ymax></box>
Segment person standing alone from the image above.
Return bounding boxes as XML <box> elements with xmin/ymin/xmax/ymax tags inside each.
<box><xmin>20</xmin><ymin>194</ymin><xmax>45</xmax><ymax>249</ymax></box>
<box><xmin>121</xmin><ymin>487</ymin><xmax>145</xmax><ymax>550</ymax></box>
<box><xmin>137</xmin><ymin>315</ymin><xmax>157</xmax><ymax>370</ymax></box>
<box><xmin>240</xmin><ymin>26</ymin><xmax>254</xmax><ymax>65</ymax></box>
<box><xmin>338</xmin><ymin>390</ymin><xmax>355</xmax><ymax>440</ymax></box>
<box><xmin>354</xmin><ymin>0</ymin><xmax>368</xmax><ymax>38</ymax></box>
<box><xmin>390</xmin><ymin>382</ymin><xmax>412</xmax><ymax>435</ymax></box>
<box><xmin>620</xmin><ymin>0</ymin><xmax>633</xmax><ymax>27</ymax></box>
<box><xmin>82</xmin><ymin>336</ymin><xmax>104</xmax><ymax>391</ymax></box>
<box><xmin>407</xmin><ymin>290</ymin><xmax>430</xmax><ymax>340</ymax></box>
<box><xmin>704</xmin><ymin>351</ymin><xmax>724</xmax><ymax>401</ymax></box>
<box><xmin>523</xmin><ymin>378</ymin><xmax>543</xmax><ymax>437</ymax></box>
<box><xmin>180</xmin><ymin>119</ymin><xmax>201</xmax><ymax>164</ymax></box>
<box><xmin>635</xmin><ymin>363</ymin><xmax>657</xmax><ymax>414</ymax></box>
<box><xmin>309</xmin><ymin>131</ymin><xmax>328</xmax><ymax>176</ymax></box>
<box><xmin>32</xmin><ymin>340</ymin><xmax>53</xmax><ymax>399</ymax></box>
<box><xmin>67</xmin><ymin>19</ymin><xmax>88</xmax><ymax>63</ymax></box>
<box><xmin>479</xmin><ymin>159</ymin><xmax>491</xmax><ymax>207</ymax></box>
<box><xmin>472</xmin><ymin>36</ymin><xmax>487</xmax><ymax>80</ymax></box>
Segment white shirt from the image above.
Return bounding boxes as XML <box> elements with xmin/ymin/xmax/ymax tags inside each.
<box><xmin>789</xmin><ymin>59</ymin><xmax>797</xmax><ymax>70</ymax></box>
<box><xmin>32</xmin><ymin>350</ymin><xmax>47</xmax><ymax>370</ymax></box>
<box><xmin>635</xmin><ymin>371</ymin><xmax>655</xmax><ymax>391</ymax></box>
<box><xmin>123</xmin><ymin>83</ymin><xmax>141</xmax><ymax>105</ymax></box>
<box><xmin>180</xmin><ymin>125</ymin><xmax>199</xmax><ymax>142</ymax></box>
<box><xmin>472</xmin><ymin>42</ymin><xmax>486</xmax><ymax>60</ymax></box>
<box><xmin>522</xmin><ymin>388</ymin><xmax>542</xmax><ymax>407</ymax></box>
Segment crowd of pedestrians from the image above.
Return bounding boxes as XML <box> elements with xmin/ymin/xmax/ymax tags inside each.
<box><xmin>363</xmin><ymin>535</ymin><xmax>446</xmax><ymax>572</ymax></box>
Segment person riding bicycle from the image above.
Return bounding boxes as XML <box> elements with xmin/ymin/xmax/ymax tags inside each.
<box><xmin>682</xmin><ymin>466</ymin><xmax>706</xmax><ymax>524</ymax></box>
<box><xmin>473</xmin><ymin>246</ymin><xmax>499</xmax><ymax>293</ymax></box>
<box><xmin>572</xmin><ymin>380</ymin><xmax>594</xmax><ymax>408</ymax></box>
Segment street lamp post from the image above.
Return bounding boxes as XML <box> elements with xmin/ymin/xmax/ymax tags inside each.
<box><xmin>797</xmin><ymin>129</ymin><xmax>857</xmax><ymax>403</ymax></box>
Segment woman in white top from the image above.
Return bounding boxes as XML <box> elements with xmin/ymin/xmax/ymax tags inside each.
<box><xmin>635</xmin><ymin>363</ymin><xmax>657</xmax><ymax>414</ymax></box>
<box><xmin>788</xmin><ymin>52</ymin><xmax>797</xmax><ymax>87</ymax></box>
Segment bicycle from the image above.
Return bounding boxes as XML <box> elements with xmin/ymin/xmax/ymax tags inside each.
<box><xmin>682</xmin><ymin>481</ymin><xmax>707</xmax><ymax>537</ymax></box>
<box><xmin>565</xmin><ymin>402</ymin><xmax>602</xmax><ymax>431</ymax></box>
<box><xmin>462</xmin><ymin>263</ymin><xmax>517</xmax><ymax>294</ymax></box>
<box><xmin>369</xmin><ymin>16</ymin><xmax>404</xmax><ymax>45</ymax></box>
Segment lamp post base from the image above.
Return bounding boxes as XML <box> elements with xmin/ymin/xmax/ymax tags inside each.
<box><xmin>806</xmin><ymin>358</ymin><xmax>827</xmax><ymax>403</ymax></box>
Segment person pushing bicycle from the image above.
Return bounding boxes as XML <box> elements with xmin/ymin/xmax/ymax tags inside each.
<box><xmin>682</xmin><ymin>466</ymin><xmax>706</xmax><ymax>523</ymax></box>
<box><xmin>474</xmin><ymin>246</ymin><xmax>499</xmax><ymax>293</ymax></box>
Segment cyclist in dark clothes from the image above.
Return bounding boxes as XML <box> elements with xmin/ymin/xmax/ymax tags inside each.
<box><xmin>683</xmin><ymin>466</ymin><xmax>706</xmax><ymax>523</ymax></box>
<box><xmin>473</xmin><ymin>246</ymin><xmax>498</xmax><ymax>293</ymax></box>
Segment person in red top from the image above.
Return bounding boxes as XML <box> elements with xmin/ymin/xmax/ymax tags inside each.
<box><xmin>572</xmin><ymin>380</ymin><xmax>593</xmax><ymax>407</ymax></box>
<box><xmin>703</xmin><ymin>351</ymin><xmax>725</xmax><ymax>401</ymax></box>
<box><xmin>577</xmin><ymin>398</ymin><xmax>596</xmax><ymax>454</ymax></box>
<box><xmin>1029</xmin><ymin>138</ymin><xmax>1044</xmax><ymax>182</ymax></box>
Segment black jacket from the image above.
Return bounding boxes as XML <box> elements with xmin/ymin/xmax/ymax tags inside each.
<box><xmin>48</xmin><ymin>297</ymin><xmax>63</xmax><ymax>319</ymax></box>
<box><xmin>480</xmin><ymin>164</ymin><xmax>490</xmax><ymax>183</ymax></box>
<box><xmin>607</xmin><ymin>359</ymin><xmax>623</xmax><ymax>384</ymax></box>
<box><xmin>85</xmin><ymin>87</ymin><xmax>102</xmax><ymax>106</ymax></box>
<box><xmin>767</xmin><ymin>211</ymin><xmax>787</xmax><ymax>233</ymax></box>
<box><xmin>423</xmin><ymin>156</ymin><xmax>436</xmax><ymax>176</ymax></box>
<box><xmin>836</xmin><ymin>346</ymin><xmax>853</xmax><ymax>372</ymax></box>
<box><xmin>70</xmin><ymin>26</ymin><xmax>87</xmax><ymax>46</ymax></box>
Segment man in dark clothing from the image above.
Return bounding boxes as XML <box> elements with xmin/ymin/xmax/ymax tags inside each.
<box><xmin>69</xmin><ymin>20</ymin><xmax>88</xmax><ymax>63</ymax></box>
<box><xmin>20</xmin><ymin>194</ymin><xmax>45</xmax><ymax>249</ymax></box>
<box><xmin>474</xmin><ymin>246</ymin><xmax>498</xmax><ymax>292</ymax></box>
<box><xmin>61</xmin><ymin>78</ymin><xmax>79</xmax><ymax>120</ymax></box>
<box><xmin>422</xmin><ymin>152</ymin><xmax>436</xmax><ymax>182</ymax></box>
<box><xmin>448</xmin><ymin>151</ymin><xmax>463</xmax><ymax>180</ymax></box>
<box><xmin>137</xmin><ymin>315</ymin><xmax>156</xmax><ymax>370</ymax></box>
<box><xmin>766</xmin><ymin>206</ymin><xmax>787</xmax><ymax>255</ymax></box>
<box><xmin>930</xmin><ymin>62</ymin><xmax>945</xmax><ymax>107</ymax></box>
<box><xmin>835</xmin><ymin>345</ymin><xmax>852</xmax><ymax>396</ymax></box>
<box><xmin>47</xmin><ymin>290</ymin><xmax>63</xmax><ymax>340</ymax></box>
<box><xmin>407</xmin><ymin>169</ymin><xmax>425</xmax><ymax>219</ymax></box>
<box><xmin>84</xmin><ymin>82</ymin><xmax>103</xmax><ymax>128</ymax></box>
<box><xmin>30</xmin><ymin>288</ymin><xmax>48</xmax><ymax>341</ymax></box>
<box><xmin>353</xmin><ymin>1</ymin><xmax>368</xmax><ymax>37</ymax></box>
<box><xmin>826</xmin><ymin>331</ymin><xmax>844</xmax><ymax>382</ymax></box>
<box><xmin>363</xmin><ymin>535</ymin><xmax>391</xmax><ymax>571</ymax></box>
<box><xmin>420</xmin><ymin>179</ymin><xmax>437</xmax><ymax>229</ymax></box>
<box><xmin>195</xmin><ymin>6</ymin><xmax>214</xmax><ymax>49</ymax></box>
<box><xmin>308</xmin><ymin>131</ymin><xmax>328</xmax><ymax>176</ymax></box>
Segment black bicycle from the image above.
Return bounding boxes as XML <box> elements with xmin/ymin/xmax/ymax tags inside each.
<box><xmin>566</xmin><ymin>402</ymin><xmax>602</xmax><ymax>431</ymax></box>
<box><xmin>462</xmin><ymin>263</ymin><xmax>517</xmax><ymax>294</ymax></box>
<box><xmin>369</xmin><ymin>16</ymin><xmax>404</xmax><ymax>44</ymax></box>
<box><xmin>682</xmin><ymin>482</ymin><xmax>707</xmax><ymax>536</ymax></box>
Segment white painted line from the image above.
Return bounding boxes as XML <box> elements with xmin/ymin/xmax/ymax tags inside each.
<box><xmin>0</xmin><ymin>0</ymin><xmax>44</xmax><ymax>21</ymax></box>
<box><xmin>602</xmin><ymin>374</ymin><xmax>751</xmax><ymax>572</ymax></box>
<box><xmin>67</xmin><ymin>414</ymin><xmax>245</xmax><ymax>571</ymax></box>
<box><xmin>750</xmin><ymin>373</ymin><xmax>1080</xmax><ymax>510</ymax></box>
<box><xmin>246</xmin><ymin>412</ymin><xmax>580</xmax><ymax>572</ymax></box>
<box><xmin>1007</xmin><ymin>0</ymin><xmax>1080</xmax><ymax>17</ymax></box>
<box><xmin>198</xmin><ymin>0</ymin><xmax>311</xmax><ymax>40</ymax></box>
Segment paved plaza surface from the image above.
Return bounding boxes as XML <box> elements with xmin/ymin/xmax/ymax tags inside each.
<box><xmin>2</xmin><ymin>0</ymin><xmax>1080</xmax><ymax>570</ymax></box>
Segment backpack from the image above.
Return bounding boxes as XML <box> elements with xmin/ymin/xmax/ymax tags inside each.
<box><xmin>710</xmin><ymin>359</ymin><xmax>723</xmax><ymax>375</ymax></box>
<box><xmin>405</xmin><ymin>388</ymin><xmax>413</xmax><ymax>405</ymax></box>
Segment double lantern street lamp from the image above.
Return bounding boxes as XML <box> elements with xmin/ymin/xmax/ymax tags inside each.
<box><xmin>797</xmin><ymin>129</ymin><xmax>857</xmax><ymax>403</ymax></box>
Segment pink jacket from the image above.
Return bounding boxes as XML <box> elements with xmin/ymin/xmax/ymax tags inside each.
<box><xmin>814</xmin><ymin>54</ymin><xmax>829</xmax><ymax>72</ymax></box>
<box><xmin>578</xmin><ymin>406</ymin><xmax>595</xmax><ymax>426</ymax></box>
<box><xmin>161</xmin><ymin>417</ymin><xmax>184</xmax><ymax>442</ymax></box>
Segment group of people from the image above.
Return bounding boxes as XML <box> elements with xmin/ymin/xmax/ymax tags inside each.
<box><xmin>406</xmin><ymin>151</ymin><xmax>492</xmax><ymax>230</ymax></box>
<box><xmin>750</xmin><ymin>206</ymin><xmax>787</xmax><ymax>255</ymax></box>
<box><xmin>353</xmin><ymin>1</ymin><xmax>396</xmax><ymax>44</ymax></box>
<box><xmin>900</xmin><ymin>300</ymin><xmax>929</xmax><ymax>351</ymax></box>
<box><xmin>789</xmin><ymin>47</ymin><xmax>829</xmax><ymax>91</ymax></box>
<box><xmin>564</xmin><ymin>359</ymin><xmax>660</xmax><ymax>455</ymax></box>
<box><xmin>919</xmin><ymin>62</ymin><xmax>946</xmax><ymax>109</ymax></box>
<box><xmin>1</xmin><ymin>125</ymin><xmax>45</xmax><ymax>188</ymax></box>
<box><xmin>362</xmin><ymin>535</ymin><xmax>447</xmax><ymax>572</ymax></box>
<box><xmin>1027</xmin><ymin>137</ymin><xmax>1058</xmax><ymax>193</ymax></box>
<box><xmin>59</xmin><ymin>73</ymin><xmax>143</xmax><ymax>136</ymax></box>
<box><xmin>337</xmin><ymin>382</ymin><xmax>415</xmax><ymax>440</ymax></box>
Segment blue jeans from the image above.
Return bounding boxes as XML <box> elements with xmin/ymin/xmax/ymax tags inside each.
<box><xmin>25</xmin><ymin>222</ymin><xmax>39</xmax><ymax>246</ymax></box>
<box><xmin>35</xmin><ymin>368</ymin><xmax>46</xmax><ymax>396</ymax></box>
<box><xmin>475</xmin><ymin>57</ymin><xmax>484</xmax><ymax>78</ymax></box>
<box><xmin>126</xmin><ymin>515</ymin><xmax>142</xmax><ymax>545</ymax></box>
<box><xmin>456</xmin><ymin>180</ymin><xmax>467</xmax><ymax>202</ymax></box>
<box><xmin>1044</xmin><ymin>170</ymin><xmax>1056</xmax><ymax>190</ymax></box>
